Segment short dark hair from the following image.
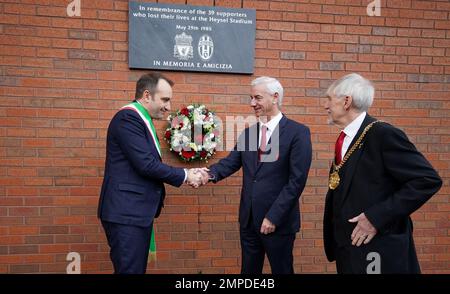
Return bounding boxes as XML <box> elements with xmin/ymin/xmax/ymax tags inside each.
<box><xmin>135</xmin><ymin>72</ymin><xmax>174</xmax><ymax>99</ymax></box>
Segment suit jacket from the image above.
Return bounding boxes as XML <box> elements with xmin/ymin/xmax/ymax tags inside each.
<box><xmin>98</xmin><ymin>107</ymin><xmax>185</xmax><ymax>227</ymax></box>
<box><xmin>323</xmin><ymin>114</ymin><xmax>442</xmax><ymax>273</ymax></box>
<box><xmin>209</xmin><ymin>115</ymin><xmax>312</xmax><ymax>234</ymax></box>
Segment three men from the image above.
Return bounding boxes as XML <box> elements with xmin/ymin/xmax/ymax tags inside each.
<box><xmin>99</xmin><ymin>71</ymin><xmax>441</xmax><ymax>274</ymax></box>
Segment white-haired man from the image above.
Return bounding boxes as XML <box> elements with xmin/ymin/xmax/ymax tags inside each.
<box><xmin>202</xmin><ymin>76</ymin><xmax>312</xmax><ymax>273</ymax></box>
<box><xmin>323</xmin><ymin>73</ymin><xmax>442</xmax><ymax>273</ymax></box>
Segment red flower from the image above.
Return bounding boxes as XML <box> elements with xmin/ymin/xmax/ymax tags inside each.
<box><xmin>164</xmin><ymin>130</ymin><xmax>171</xmax><ymax>140</ymax></box>
<box><xmin>181</xmin><ymin>150</ymin><xmax>196</xmax><ymax>159</ymax></box>
<box><xmin>200</xmin><ymin>150</ymin><xmax>208</xmax><ymax>158</ymax></box>
<box><xmin>180</xmin><ymin>108</ymin><xmax>189</xmax><ymax>116</ymax></box>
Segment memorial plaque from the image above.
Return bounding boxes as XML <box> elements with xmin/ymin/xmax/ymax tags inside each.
<box><xmin>129</xmin><ymin>1</ymin><xmax>256</xmax><ymax>74</ymax></box>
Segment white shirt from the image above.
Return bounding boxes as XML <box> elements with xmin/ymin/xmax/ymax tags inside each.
<box><xmin>259</xmin><ymin>112</ymin><xmax>283</xmax><ymax>148</ymax></box>
<box><xmin>340</xmin><ymin>112</ymin><xmax>366</xmax><ymax>160</ymax></box>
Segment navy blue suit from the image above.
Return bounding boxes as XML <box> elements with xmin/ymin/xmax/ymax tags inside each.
<box><xmin>98</xmin><ymin>106</ymin><xmax>185</xmax><ymax>273</ymax></box>
<box><xmin>209</xmin><ymin>115</ymin><xmax>312</xmax><ymax>273</ymax></box>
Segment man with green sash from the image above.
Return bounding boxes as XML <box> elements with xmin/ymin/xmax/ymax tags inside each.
<box><xmin>98</xmin><ymin>72</ymin><xmax>206</xmax><ymax>274</ymax></box>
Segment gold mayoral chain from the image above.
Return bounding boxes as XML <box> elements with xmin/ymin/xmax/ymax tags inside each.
<box><xmin>329</xmin><ymin>121</ymin><xmax>381</xmax><ymax>190</ymax></box>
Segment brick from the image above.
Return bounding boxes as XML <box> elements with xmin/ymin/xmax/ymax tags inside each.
<box><xmin>9</xmin><ymin>264</ymin><xmax>39</xmax><ymax>273</ymax></box>
<box><xmin>23</xmin><ymin>255</ymin><xmax>54</xmax><ymax>264</ymax></box>
<box><xmin>25</xmin><ymin>235</ymin><xmax>54</xmax><ymax>244</ymax></box>
<box><xmin>4</xmin><ymin>3</ymin><xmax>36</xmax><ymax>15</ymax></box>
<box><xmin>19</xmin><ymin>15</ymin><xmax>50</xmax><ymax>27</ymax></box>
<box><xmin>295</xmin><ymin>23</ymin><xmax>320</xmax><ymax>33</ymax></box>
<box><xmin>335</xmin><ymin>15</ymin><xmax>360</xmax><ymax>25</ymax></box>
<box><xmin>308</xmin><ymin>13</ymin><xmax>334</xmax><ymax>24</ymax></box>
<box><xmin>9</xmin><ymin>245</ymin><xmax>38</xmax><ymax>255</ymax></box>
<box><xmin>283</xmin><ymin>12</ymin><xmax>307</xmax><ymax>22</ymax></box>
<box><xmin>281</xmin><ymin>32</ymin><xmax>307</xmax><ymax>41</ymax></box>
<box><xmin>308</xmin><ymin>33</ymin><xmax>333</xmax><ymax>42</ymax></box>
<box><xmin>82</xmin><ymin>20</ymin><xmax>114</xmax><ymax>31</ymax></box>
<box><xmin>68</xmin><ymin>49</ymin><xmax>98</xmax><ymax>60</ymax></box>
<box><xmin>333</xmin><ymin>34</ymin><xmax>359</xmax><ymax>44</ymax></box>
<box><xmin>268</xmin><ymin>21</ymin><xmax>294</xmax><ymax>31</ymax></box>
<box><xmin>83</xmin><ymin>40</ymin><xmax>113</xmax><ymax>51</ymax></box>
<box><xmin>97</xmin><ymin>10</ymin><xmax>127</xmax><ymax>21</ymax></box>
<box><xmin>84</xmin><ymin>60</ymin><xmax>113</xmax><ymax>71</ymax></box>
<box><xmin>36</xmin><ymin>167</ymin><xmax>69</xmax><ymax>177</ymax></box>
<box><xmin>270</xmin><ymin>2</ymin><xmax>295</xmax><ymax>11</ymax></box>
<box><xmin>319</xmin><ymin>62</ymin><xmax>343</xmax><ymax>71</ymax></box>
<box><xmin>280</xmin><ymin>51</ymin><xmax>305</xmax><ymax>60</ymax></box>
<box><xmin>22</xmin><ymin>57</ymin><xmax>53</xmax><ymax>68</ymax></box>
<box><xmin>69</xmin><ymin>30</ymin><xmax>97</xmax><ymax>40</ymax></box>
<box><xmin>308</xmin><ymin>52</ymin><xmax>331</xmax><ymax>61</ymax></box>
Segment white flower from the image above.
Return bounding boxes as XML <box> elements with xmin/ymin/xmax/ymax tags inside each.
<box><xmin>194</xmin><ymin>111</ymin><xmax>205</xmax><ymax>125</ymax></box>
<box><xmin>172</xmin><ymin>132</ymin><xmax>190</xmax><ymax>149</ymax></box>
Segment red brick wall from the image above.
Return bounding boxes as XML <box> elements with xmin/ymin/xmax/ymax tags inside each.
<box><xmin>0</xmin><ymin>0</ymin><xmax>448</xmax><ymax>273</ymax></box>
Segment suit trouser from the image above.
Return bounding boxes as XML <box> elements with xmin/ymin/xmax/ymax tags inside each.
<box><xmin>335</xmin><ymin>246</ymin><xmax>367</xmax><ymax>274</ymax></box>
<box><xmin>240</xmin><ymin>218</ymin><xmax>295</xmax><ymax>274</ymax></box>
<box><xmin>102</xmin><ymin>221</ymin><xmax>152</xmax><ymax>274</ymax></box>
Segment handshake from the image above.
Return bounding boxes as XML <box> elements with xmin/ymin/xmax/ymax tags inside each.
<box><xmin>186</xmin><ymin>167</ymin><xmax>211</xmax><ymax>188</ymax></box>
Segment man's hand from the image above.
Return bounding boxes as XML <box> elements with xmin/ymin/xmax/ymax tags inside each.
<box><xmin>186</xmin><ymin>168</ymin><xmax>202</xmax><ymax>188</ymax></box>
<box><xmin>196</xmin><ymin>167</ymin><xmax>210</xmax><ymax>186</ymax></box>
<box><xmin>260</xmin><ymin>218</ymin><xmax>276</xmax><ymax>235</ymax></box>
<box><xmin>348</xmin><ymin>213</ymin><xmax>377</xmax><ymax>246</ymax></box>
<box><xmin>186</xmin><ymin>168</ymin><xmax>210</xmax><ymax>188</ymax></box>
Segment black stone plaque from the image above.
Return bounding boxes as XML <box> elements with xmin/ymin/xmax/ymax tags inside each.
<box><xmin>129</xmin><ymin>1</ymin><xmax>256</xmax><ymax>74</ymax></box>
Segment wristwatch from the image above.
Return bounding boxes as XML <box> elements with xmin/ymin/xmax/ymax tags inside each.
<box><xmin>208</xmin><ymin>173</ymin><xmax>216</xmax><ymax>183</ymax></box>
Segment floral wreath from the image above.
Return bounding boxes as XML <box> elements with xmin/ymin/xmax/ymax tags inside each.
<box><xmin>164</xmin><ymin>104</ymin><xmax>221</xmax><ymax>162</ymax></box>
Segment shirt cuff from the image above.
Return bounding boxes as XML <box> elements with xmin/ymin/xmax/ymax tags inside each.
<box><xmin>183</xmin><ymin>168</ymin><xmax>188</xmax><ymax>183</ymax></box>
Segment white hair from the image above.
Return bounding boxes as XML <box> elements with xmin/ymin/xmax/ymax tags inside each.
<box><xmin>251</xmin><ymin>76</ymin><xmax>284</xmax><ymax>106</ymax></box>
<box><xmin>326</xmin><ymin>73</ymin><xmax>374</xmax><ymax>112</ymax></box>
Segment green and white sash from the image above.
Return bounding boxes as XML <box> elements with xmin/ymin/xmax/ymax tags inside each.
<box><xmin>120</xmin><ymin>101</ymin><xmax>160</xmax><ymax>260</ymax></box>
<box><xmin>121</xmin><ymin>101</ymin><xmax>162</xmax><ymax>158</ymax></box>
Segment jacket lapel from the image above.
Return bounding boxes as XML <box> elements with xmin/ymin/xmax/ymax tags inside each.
<box><xmin>335</xmin><ymin>114</ymin><xmax>376</xmax><ymax>208</ymax></box>
<box><xmin>244</xmin><ymin>123</ymin><xmax>258</xmax><ymax>175</ymax></box>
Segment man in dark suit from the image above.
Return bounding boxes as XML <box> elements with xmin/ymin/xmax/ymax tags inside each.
<box><xmin>323</xmin><ymin>73</ymin><xmax>442</xmax><ymax>274</ymax></box>
<box><xmin>202</xmin><ymin>76</ymin><xmax>312</xmax><ymax>274</ymax></box>
<box><xmin>98</xmin><ymin>72</ymin><xmax>205</xmax><ymax>274</ymax></box>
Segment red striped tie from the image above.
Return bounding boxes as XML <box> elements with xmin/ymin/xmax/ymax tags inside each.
<box><xmin>335</xmin><ymin>131</ymin><xmax>346</xmax><ymax>165</ymax></box>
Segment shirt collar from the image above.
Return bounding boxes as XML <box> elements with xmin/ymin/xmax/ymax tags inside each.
<box><xmin>259</xmin><ymin>112</ymin><xmax>283</xmax><ymax>132</ymax></box>
<box><xmin>343</xmin><ymin>112</ymin><xmax>366</xmax><ymax>138</ymax></box>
